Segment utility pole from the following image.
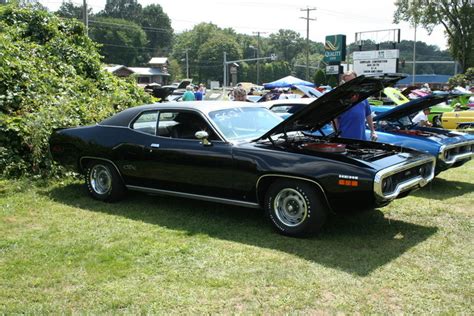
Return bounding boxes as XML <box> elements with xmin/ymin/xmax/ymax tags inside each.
<box><xmin>300</xmin><ymin>7</ymin><xmax>316</xmax><ymax>81</ymax></box>
<box><xmin>252</xmin><ymin>31</ymin><xmax>267</xmax><ymax>85</ymax></box>
<box><xmin>223</xmin><ymin>51</ymin><xmax>227</xmax><ymax>88</ymax></box>
<box><xmin>184</xmin><ymin>49</ymin><xmax>190</xmax><ymax>78</ymax></box>
<box><xmin>412</xmin><ymin>23</ymin><xmax>416</xmax><ymax>85</ymax></box>
<box><xmin>83</xmin><ymin>0</ymin><xmax>88</xmax><ymax>36</ymax></box>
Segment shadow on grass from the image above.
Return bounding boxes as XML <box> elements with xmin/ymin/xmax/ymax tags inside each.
<box><xmin>47</xmin><ymin>183</ymin><xmax>437</xmax><ymax>276</ymax></box>
<box><xmin>412</xmin><ymin>177</ymin><xmax>474</xmax><ymax>200</ymax></box>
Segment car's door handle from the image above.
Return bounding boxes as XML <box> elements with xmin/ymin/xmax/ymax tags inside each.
<box><xmin>150</xmin><ymin>143</ymin><xmax>160</xmax><ymax>148</ymax></box>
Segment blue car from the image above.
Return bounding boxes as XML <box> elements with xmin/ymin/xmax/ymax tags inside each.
<box><xmin>371</xmin><ymin>94</ymin><xmax>474</xmax><ymax>174</ymax></box>
<box><xmin>269</xmin><ymin>94</ymin><xmax>473</xmax><ymax>175</ymax></box>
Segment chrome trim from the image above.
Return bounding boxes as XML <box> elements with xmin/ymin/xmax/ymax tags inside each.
<box><xmin>126</xmin><ymin>185</ymin><xmax>261</xmax><ymax>209</ymax></box>
<box><xmin>373</xmin><ymin>156</ymin><xmax>436</xmax><ymax>201</ymax></box>
<box><xmin>256</xmin><ymin>174</ymin><xmax>332</xmax><ymax>212</ymax></box>
<box><xmin>438</xmin><ymin>141</ymin><xmax>474</xmax><ymax>165</ymax></box>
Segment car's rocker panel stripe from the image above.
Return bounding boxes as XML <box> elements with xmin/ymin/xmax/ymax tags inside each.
<box><xmin>126</xmin><ymin>185</ymin><xmax>261</xmax><ymax>209</ymax></box>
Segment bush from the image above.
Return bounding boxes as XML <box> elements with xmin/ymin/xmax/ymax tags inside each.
<box><xmin>0</xmin><ymin>5</ymin><xmax>152</xmax><ymax>177</ymax></box>
<box><xmin>448</xmin><ymin>67</ymin><xmax>474</xmax><ymax>88</ymax></box>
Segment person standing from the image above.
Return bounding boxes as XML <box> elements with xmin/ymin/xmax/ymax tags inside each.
<box><xmin>182</xmin><ymin>85</ymin><xmax>195</xmax><ymax>101</ymax></box>
<box><xmin>199</xmin><ymin>83</ymin><xmax>206</xmax><ymax>96</ymax></box>
<box><xmin>335</xmin><ymin>71</ymin><xmax>377</xmax><ymax>141</ymax></box>
<box><xmin>232</xmin><ymin>87</ymin><xmax>248</xmax><ymax>101</ymax></box>
<box><xmin>193</xmin><ymin>86</ymin><xmax>203</xmax><ymax>101</ymax></box>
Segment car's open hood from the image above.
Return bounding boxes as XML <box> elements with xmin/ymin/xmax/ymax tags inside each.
<box><xmin>374</xmin><ymin>94</ymin><xmax>450</xmax><ymax>122</ymax></box>
<box><xmin>293</xmin><ymin>85</ymin><xmax>323</xmax><ymax>98</ymax></box>
<box><xmin>383</xmin><ymin>87</ymin><xmax>410</xmax><ymax>105</ymax></box>
<box><xmin>256</xmin><ymin>74</ymin><xmax>403</xmax><ymax>141</ymax></box>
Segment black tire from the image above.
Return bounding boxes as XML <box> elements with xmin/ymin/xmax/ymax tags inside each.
<box><xmin>433</xmin><ymin>115</ymin><xmax>442</xmax><ymax>127</ymax></box>
<box><xmin>84</xmin><ymin>161</ymin><xmax>126</xmax><ymax>202</ymax></box>
<box><xmin>264</xmin><ymin>179</ymin><xmax>328</xmax><ymax>237</ymax></box>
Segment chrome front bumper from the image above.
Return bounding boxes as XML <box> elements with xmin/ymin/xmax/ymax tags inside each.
<box><xmin>438</xmin><ymin>141</ymin><xmax>474</xmax><ymax>166</ymax></box>
<box><xmin>373</xmin><ymin>156</ymin><xmax>436</xmax><ymax>202</ymax></box>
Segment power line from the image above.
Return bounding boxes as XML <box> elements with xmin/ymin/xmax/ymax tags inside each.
<box><xmin>89</xmin><ymin>20</ymin><xmax>173</xmax><ymax>34</ymax></box>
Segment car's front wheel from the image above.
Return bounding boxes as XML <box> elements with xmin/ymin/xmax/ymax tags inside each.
<box><xmin>265</xmin><ymin>179</ymin><xmax>328</xmax><ymax>237</ymax></box>
<box><xmin>85</xmin><ymin>161</ymin><xmax>126</xmax><ymax>202</ymax></box>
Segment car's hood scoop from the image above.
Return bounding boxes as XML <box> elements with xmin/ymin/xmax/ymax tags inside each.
<box><xmin>256</xmin><ymin>74</ymin><xmax>404</xmax><ymax>141</ymax></box>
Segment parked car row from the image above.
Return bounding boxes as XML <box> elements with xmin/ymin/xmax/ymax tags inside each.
<box><xmin>369</xmin><ymin>87</ymin><xmax>474</xmax><ymax>131</ymax></box>
<box><xmin>49</xmin><ymin>75</ymin><xmax>473</xmax><ymax>237</ymax></box>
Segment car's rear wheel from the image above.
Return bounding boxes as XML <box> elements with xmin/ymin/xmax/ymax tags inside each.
<box><xmin>265</xmin><ymin>179</ymin><xmax>328</xmax><ymax>237</ymax></box>
<box><xmin>85</xmin><ymin>161</ymin><xmax>126</xmax><ymax>202</ymax></box>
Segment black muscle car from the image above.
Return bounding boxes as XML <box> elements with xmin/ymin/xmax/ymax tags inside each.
<box><xmin>50</xmin><ymin>75</ymin><xmax>436</xmax><ymax>236</ymax></box>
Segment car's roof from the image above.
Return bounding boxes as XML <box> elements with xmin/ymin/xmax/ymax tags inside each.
<box><xmin>100</xmin><ymin>101</ymin><xmax>265</xmax><ymax>127</ymax></box>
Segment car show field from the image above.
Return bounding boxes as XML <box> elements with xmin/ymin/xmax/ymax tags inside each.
<box><xmin>0</xmin><ymin>161</ymin><xmax>472</xmax><ymax>314</ymax></box>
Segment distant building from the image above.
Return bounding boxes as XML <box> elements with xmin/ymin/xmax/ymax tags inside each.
<box><xmin>105</xmin><ymin>57</ymin><xmax>170</xmax><ymax>85</ymax></box>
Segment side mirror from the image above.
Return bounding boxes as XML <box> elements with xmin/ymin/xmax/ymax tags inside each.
<box><xmin>195</xmin><ymin>130</ymin><xmax>212</xmax><ymax>146</ymax></box>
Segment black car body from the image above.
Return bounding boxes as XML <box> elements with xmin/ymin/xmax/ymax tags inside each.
<box><xmin>50</xmin><ymin>75</ymin><xmax>435</xmax><ymax>236</ymax></box>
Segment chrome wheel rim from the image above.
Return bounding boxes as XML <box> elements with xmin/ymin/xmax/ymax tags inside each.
<box><xmin>90</xmin><ymin>165</ymin><xmax>112</xmax><ymax>195</ymax></box>
<box><xmin>274</xmin><ymin>188</ymin><xmax>308</xmax><ymax>227</ymax></box>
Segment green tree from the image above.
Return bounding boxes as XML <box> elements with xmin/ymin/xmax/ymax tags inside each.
<box><xmin>327</xmin><ymin>75</ymin><xmax>338</xmax><ymax>88</ymax></box>
<box><xmin>141</xmin><ymin>4</ymin><xmax>173</xmax><ymax>53</ymax></box>
<box><xmin>167</xmin><ymin>58</ymin><xmax>183</xmax><ymax>81</ymax></box>
<box><xmin>448</xmin><ymin>67</ymin><xmax>474</xmax><ymax>87</ymax></box>
<box><xmin>0</xmin><ymin>4</ymin><xmax>151</xmax><ymax>177</ymax></box>
<box><xmin>268</xmin><ymin>29</ymin><xmax>304</xmax><ymax>63</ymax></box>
<box><xmin>89</xmin><ymin>17</ymin><xmax>148</xmax><ymax>66</ymax></box>
<box><xmin>394</xmin><ymin>0</ymin><xmax>474</xmax><ymax>71</ymax></box>
<box><xmin>197</xmin><ymin>33</ymin><xmax>241</xmax><ymax>83</ymax></box>
<box><xmin>293</xmin><ymin>53</ymin><xmax>323</xmax><ymax>79</ymax></box>
<box><xmin>55</xmin><ymin>0</ymin><xmax>91</xmax><ymax>20</ymax></box>
<box><xmin>101</xmin><ymin>0</ymin><xmax>142</xmax><ymax>21</ymax></box>
<box><xmin>313</xmin><ymin>69</ymin><xmax>327</xmax><ymax>86</ymax></box>
<box><xmin>172</xmin><ymin>23</ymin><xmax>230</xmax><ymax>81</ymax></box>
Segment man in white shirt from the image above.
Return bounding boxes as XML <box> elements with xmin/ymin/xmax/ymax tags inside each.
<box><xmin>412</xmin><ymin>108</ymin><xmax>432</xmax><ymax>127</ymax></box>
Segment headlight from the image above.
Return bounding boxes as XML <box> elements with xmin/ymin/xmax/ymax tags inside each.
<box><xmin>382</xmin><ymin>177</ymin><xmax>393</xmax><ymax>194</ymax></box>
<box><xmin>438</xmin><ymin>145</ymin><xmax>446</xmax><ymax>160</ymax></box>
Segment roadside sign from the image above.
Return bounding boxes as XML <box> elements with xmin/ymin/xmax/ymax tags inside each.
<box><xmin>326</xmin><ymin>65</ymin><xmax>340</xmax><ymax>75</ymax></box>
<box><xmin>323</xmin><ymin>34</ymin><xmax>346</xmax><ymax>63</ymax></box>
<box><xmin>353</xmin><ymin>49</ymin><xmax>399</xmax><ymax>75</ymax></box>
<box><xmin>353</xmin><ymin>49</ymin><xmax>399</xmax><ymax>60</ymax></box>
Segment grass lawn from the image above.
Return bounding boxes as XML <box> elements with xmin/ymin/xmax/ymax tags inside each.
<box><xmin>1</xmin><ymin>161</ymin><xmax>473</xmax><ymax>314</ymax></box>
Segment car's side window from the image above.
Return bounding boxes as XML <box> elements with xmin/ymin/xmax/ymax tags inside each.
<box><xmin>157</xmin><ymin>111</ymin><xmax>219</xmax><ymax>140</ymax></box>
<box><xmin>132</xmin><ymin>111</ymin><xmax>159</xmax><ymax>135</ymax></box>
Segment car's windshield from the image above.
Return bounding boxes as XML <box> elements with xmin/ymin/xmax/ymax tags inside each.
<box><xmin>209</xmin><ymin>107</ymin><xmax>283</xmax><ymax>141</ymax></box>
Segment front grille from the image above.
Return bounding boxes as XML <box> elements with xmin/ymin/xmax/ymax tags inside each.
<box><xmin>374</xmin><ymin>156</ymin><xmax>436</xmax><ymax>202</ymax></box>
<box><xmin>381</xmin><ymin>162</ymin><xmax>433</xmax><ymax>195</ymax></box>
<box><xmin>441</xmin><ymin>142</ymin><xmax>474</xmax><ymax>164</ymax></box>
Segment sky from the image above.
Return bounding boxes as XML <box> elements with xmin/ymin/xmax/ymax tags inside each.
<box><xmin>39</xmin><ymin>0</ymin><xmax>448</xmax><ymax>50</ymax></box>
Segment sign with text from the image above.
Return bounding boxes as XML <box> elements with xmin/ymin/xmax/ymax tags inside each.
<box><xmin>323</xmin><ymin>34</ymin><xmax>346</xmax><ymax>63</ymax></box>
<box><xmin>353</xmin><ymin>49</ymin><xmax>399</xmax><ymax>60</ymax></box>
<box><xmin>326</xmin><ymin>65</ymin><xmax>340</xmax><ymax>75</ymax></box>
<box><xmin>354</xmin><ymin>58</ymin><xmax>398</xmax><ymax>75</ymax></box>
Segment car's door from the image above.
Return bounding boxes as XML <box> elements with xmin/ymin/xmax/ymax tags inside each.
<box><xmin>120</xmin><ymin>109</ymin><xmax>236</xmax><ymax>199</ymax></box>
